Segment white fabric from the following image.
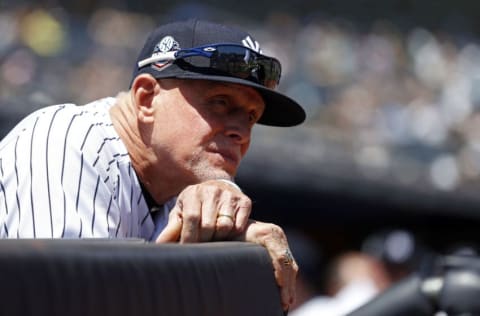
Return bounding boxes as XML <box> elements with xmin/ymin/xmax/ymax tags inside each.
<box><xmin>150</xmin><ymin>197</ymin><xmax>177</xmax><ymax>241</ymax></box>
<box><xmin>290</xmin><ymin>279</ymin><xmax>380</xmax><ymax>316</ymax></box>
<box><xmin>216</xmin><ymin>179</ymin><xmax>242</xmax><ymax>192</ymax></box>
<box><xmin>0</xmin><ymin>97</ymin><xmax>161</xmax><ymax>240</ymax></box>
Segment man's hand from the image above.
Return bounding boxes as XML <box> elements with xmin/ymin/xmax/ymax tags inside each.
<box><xmin>232</xmin><ymin>220</ymin><xmax>298</xmax><ymax>311</ymax></box>
<box><xmin>156</xmin><ymin>179</ymin><xmax>251</xmax><ymax>243</ymax></box>
<box><xmin>155</xmin><ymin>180</ymin><xmax>297</xmax><ymax>311</ymax></box>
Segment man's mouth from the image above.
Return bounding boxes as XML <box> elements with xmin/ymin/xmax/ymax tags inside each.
<box><xmin>212</xmin><ymin>149</ymin><xmax>240</xmax><ymax>166</ymax></box>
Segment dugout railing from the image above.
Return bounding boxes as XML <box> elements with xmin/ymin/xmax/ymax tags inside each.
<box><xmin>0</xmin><ymin>240</ymin><xmax>284</xmax><ymax>316</ymax></box>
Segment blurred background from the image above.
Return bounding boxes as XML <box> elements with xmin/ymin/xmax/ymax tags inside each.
<box><xmin>2</xmin><ymin>0</ymin><xmax>480</xmax><ymax>313</ymax></box>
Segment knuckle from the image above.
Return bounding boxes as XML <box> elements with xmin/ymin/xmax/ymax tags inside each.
<box><xmin>202</xmin><ymin>220</ymin><xmax>216</xmax><ymax>230</ymax></box>
<box><xmin>182</xmin><ymin>183</ymin><xmax>216</xmax><ymax>197</ymax></box>
<box><xmin>183</xmin><ymin>212</ymin><xmax>201</xmax><ymax>223</ymax></box>
<box><xmin>180</xmin><ymin>184</ymin><xmax>195</xmax><ymax>196</ymax></box>
<box><xmin>257</xmin><ymin>223</ymin><xmax>281</xmax><ymax>240</ymax></box>
<box><xmin>257</xmin><ymin>226</ymin><xmax>281</xmax><ymax>247</ymax></box>
<box><xmin>269</xmin><ymin>223</ymin><xmax>283</xmax><ymax>235</ymax></box>
<box><xmin>203</xmin><ymin>184</ymin><xmax>219</xmax><ymax>195</ymax></box>
<box><xmin>216</xmin><ymin>218</ymin><xmax>234</xmax><ymax>229</ymax></box>
<box><xmin>292</xmin><ymin>262</ymin><xmax>299</xmax><ymax>273</ymax></box>
<box><xmin>237</xmin><ymin>196</ymin><xmax>252</xmax><ymax>209</ymax></box>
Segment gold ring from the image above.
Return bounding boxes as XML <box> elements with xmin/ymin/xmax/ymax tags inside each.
<box><xmin>283</xmin><ymin>248</ymin><xmax>294</xmax><ymax>266</ymax></box>
<box><xmin>217</xmin><ymin>213</ymin><xmax>234</xmax><ymax>222</ymax></box>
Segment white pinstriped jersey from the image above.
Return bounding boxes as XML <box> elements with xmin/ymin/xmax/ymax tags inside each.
<box><xmin>0</xmin><ymin>97</ymin><xmax>169</xmax><ymax>240</ymax></box>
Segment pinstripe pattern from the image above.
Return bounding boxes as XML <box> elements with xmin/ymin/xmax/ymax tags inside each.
<box><xmin>13</xmin><ymin>136</ymin><xmax>21</xmax><ymax>237</ymax></box>
<box><xmin>0</xmin><ymin>98</ymin><xmax>157</xmax><ymax>240</ymax></box>
<box><xmin>0</xmin><ymin>158</ymin><xmax>8</xmax><ymax>237</ymax></box>
<box><xmin>45</xmin><ymin>107</ymin><xmax>63</xmax><ymax>237</ymax></box>
<box><xmin>28</xmin><ymin>117</ymin><xmax>40</xmax><ymax>237</ymax></box>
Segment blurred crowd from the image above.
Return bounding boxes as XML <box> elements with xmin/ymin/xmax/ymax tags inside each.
<box><xmin>2</xmin><ymin>3</ymin><xmax>480</xmax><ymax>194</ymax></box>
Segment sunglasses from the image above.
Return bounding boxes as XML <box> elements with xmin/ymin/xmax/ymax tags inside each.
<box><xmin>137</xmin><ymin>43</ymin><xmax>282</xmax><ymax>89</ymax></box>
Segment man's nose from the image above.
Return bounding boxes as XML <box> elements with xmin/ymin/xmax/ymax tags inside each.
<box><xmin>224</xmin><ymin>114</ymin><xmax>252</xmax><ymax>144</ymax></box>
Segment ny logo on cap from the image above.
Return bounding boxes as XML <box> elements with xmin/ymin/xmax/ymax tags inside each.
<box><xmin>242</xmin><ymin>36</ymin><xmax>262</xmax><ymax>53</ymax></box>
<box><xmin>155</xmin><ymin>36</ymin><xmax>180</xmax><ymax>53</ymax></box>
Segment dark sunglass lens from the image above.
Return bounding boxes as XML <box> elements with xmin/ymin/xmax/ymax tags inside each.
<box><xmin>253</xmin><ymin>57</ymin><xmax>281</xmax><ymax>88</ymax></box>
<box><xmin>178</xmin><ymin>45</ymin><xmax>281</xmax><ymax>88</ymax></box>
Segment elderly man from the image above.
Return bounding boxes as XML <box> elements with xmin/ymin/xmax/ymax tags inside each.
<box><xmin>0</xmin><ymin>19</ymin><xmax>305</xmax><ymax>310</ymax></box>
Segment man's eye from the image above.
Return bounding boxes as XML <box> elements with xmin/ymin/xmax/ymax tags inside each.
<box><xmin>210</xmin><ymin>97</ymin><xmax>228</xmax><ymax>107</ymax></box>
<box><xmin>249</xmin><ymin>111</ymin><xmax>259</xmax><ymax>123</ymax></box>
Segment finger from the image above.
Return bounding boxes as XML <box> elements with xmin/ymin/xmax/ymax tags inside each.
<box><xmin>155</xmin><ymin>206</ymin><xmax>182</xmax><ymax>243</ymax></box>
<box><xmin>213</xmin><ymin>203</ymin><xmax>235</xmax><ymax>240</ymax></box>
<box><xmin>277</xmin><ymin>250</ymin><xmax>298</xmax><ymax>311</ymax></box>
<box><xmin>269</xmin><ymin>248</ymin><xmax>297</xmax><ymax>311</ymax></box>
<box><xmin>234</xmin><ymin>198</ymin><xmax>251</xmax><ymax>232</ymax></box>
<box><xmin>199</xmin><ymin>194</ymin><xmax>217</xmax><ymax>242</ymax></box>
<box><xmin>179</xmin><ymin>193</ymin><xmax>202</xmax><ymax>243</ymax></box>
<box><xmin>263</xmin><ymin>226</ymin><xmax>297</xmax><ymax>311</ymax></box>
<box><xmin>231</xmin><ymin>221</ymin><xmax>299</xmax><ymax>310</ymax></box>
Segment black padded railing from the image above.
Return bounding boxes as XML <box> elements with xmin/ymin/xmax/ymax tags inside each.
<box><xmin>0</xmin><ymin>240</ymin><xmax>284</xmax><ymax>316</ymax></box>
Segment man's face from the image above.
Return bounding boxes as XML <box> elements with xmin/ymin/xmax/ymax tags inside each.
<box><xmin>150</xmin><ymin>79</ymin><xmax>265</xmax><ymax>183</ymax></box>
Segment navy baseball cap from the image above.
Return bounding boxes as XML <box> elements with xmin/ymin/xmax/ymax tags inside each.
<box><xmin>132</xmin><ymin>19</ymin><xmax>306</xmax><ymax>127</ymax></box>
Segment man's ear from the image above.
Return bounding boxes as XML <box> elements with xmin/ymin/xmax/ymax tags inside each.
<box><xmin>131</xmin><ymin>74</ymin><xmax>159</xmax><ymax>124</ymax></box>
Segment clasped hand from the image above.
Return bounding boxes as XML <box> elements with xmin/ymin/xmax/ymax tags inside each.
<box><xmin>156</xmin><ymin>179</ymin><xmax>298</xmax><ymax>311</ymax></box>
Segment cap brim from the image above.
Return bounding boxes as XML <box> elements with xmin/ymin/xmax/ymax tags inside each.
<box><xmin>142</xmin><ymin>68</ymin><xmax>306</xmax><ymax>127</ymax></box>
